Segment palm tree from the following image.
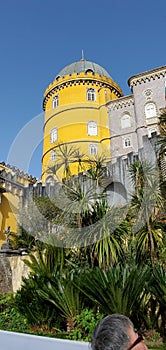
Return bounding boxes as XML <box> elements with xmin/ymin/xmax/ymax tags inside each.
<box><xmin>57</xmin><ymin>173</ymin><xmax>129</xmax><ymax>268</ymax></box>
<box><xmin>46</xmin><ymin>148</ymin><xmax>129</xmax><ymax>267</ymax></box>
<box><xmin>135</xmin><ymin>217</ymin><xmax>164</xmax><ymax>265</ymax></box>
<box><xmin>149</xmin><ymin>265</ymin><xmax>166</xmax><ymax>342</ymax></box>
<box><xmin>14</xmin><ymin>249</ymin><xmax>61</xmax><ymax>327</ymax></box>
<box><xmin>89</xmin><ymin>206</ymin><xmax>128</xmax><ymax>268</ymax></box>
<box><xmin>37</xmin><ymin>271</ymin><xmax>85</xmax><ymax>332</ymax></box>
<box><xmin>129</xmin><ymin>160</ymin><xmax>157</xmax><ymax>197</ymax></box>
<box><xmin>86</xmin><ymin>154</ymin><xmax>109</xmax><ymax>188</ymax></box>
<box><xmin>157</xmin><ymin>108</ymin><xmax>166</xmax><ymax>202</ymax></box>
<box><xmin>48</xmin><ymin>143</ymin><xmax>79</xmax><ymax>181</ymax></box>
<box><xmin>77</xmin><ymin>264</ymin><xmax>150</xmax><ymax>327</ymax></box>
<box><xmin>72</xmin><ymin>148</ymin><xmax>87</xmax><ymax>174</ymax></box>
<box><xmin>129</xmin><ymin>161</ymin><xmax>164</xmax><ymax>265</ymax></box>
<box><xmin>62</xmin><ymin>180</ymin><xmax>96</xmax><ymax>229</ymax></box>
<box><xmin>158</xmin><ymin>108</ymin><xmax>166</xmax><ymax>156</ymax></box>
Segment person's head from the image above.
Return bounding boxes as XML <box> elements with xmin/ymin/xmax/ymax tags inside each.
<box><xmin>91</xmin><ymin>314</ymin><xmax>148</xmax><ymax>350</ymax></box>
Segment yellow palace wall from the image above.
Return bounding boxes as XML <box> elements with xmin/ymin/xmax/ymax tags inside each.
<box><xmin>42</xmin><ymin>72</ymin><xmax>122</xmax><ymax>180</ymax></box>
<box><xmin>0</xmin><ymin>163</ymin><xmax>36</xmax><ymax>246</ymax></box>
<box><xmin>0</xmin><ymin>192</ymin><xmax>19</xmax><ymax>242</ymax></box>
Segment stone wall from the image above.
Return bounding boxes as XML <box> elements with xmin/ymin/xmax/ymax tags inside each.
<box><xmin>0</xmin><ymin>255</ymin><xmax>30</xmax><ymax>293</ymax></box>
<box><xmin>0</xmin><ymin>257</ymin><xmax>12</xmax><ymax>292</ymax></box>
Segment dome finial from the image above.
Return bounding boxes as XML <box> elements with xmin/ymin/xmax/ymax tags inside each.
<box><xmin>81</xmin><ymin>49</ymin><xmax>85</xmax><ymax>61</ymax></box>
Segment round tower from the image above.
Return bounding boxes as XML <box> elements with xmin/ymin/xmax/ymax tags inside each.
<box><xmin>42</xmin><ymin>57</ymin><xmax>123</xmax><ymax>181</ymax></box>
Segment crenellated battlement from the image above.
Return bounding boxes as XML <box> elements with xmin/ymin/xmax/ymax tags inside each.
<box><xmin>43</xmin><ymin>72</ymin><xmax>123</xmax><ymax>110</ymax></box>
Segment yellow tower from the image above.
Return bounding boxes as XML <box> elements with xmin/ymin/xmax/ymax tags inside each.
<box><xmin>42</xmin><ymin>57</ymin><xmax>123</xmax><ymax>181</ymax></box>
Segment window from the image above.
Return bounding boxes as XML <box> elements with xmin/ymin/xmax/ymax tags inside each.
<box><xmin>85</xmin><ymin>69</ymin><xmax>94</xmax><ymax>74</ymax></box>
<box><xmin>50</xmin><ymin>128</ymin><xmax>58</xmax><ymax>143</ymax></box>
<box><xmin>87</xmin><ymin>88</ymin><xmax>96</xmax><ymax>101</ymax></box>
<box><xmin>50</xmin><ymin>150</ymin><xmax>56</xmax><ymax>162</ymax></box>
<box><xmin>52</xmin><ymin>95</ymin><xmax>59</xmax><ymax>109</ymax></box>
<box><xmin>87</xmin><ymin>121</ymin><xmax>98</xmax><ymax>136</ymax></box>
<box><xmin>89</xmin><ymin>144</ymin><xmax>98</xmax><ymax>156</ymax></box>
<box><xmin>121</xmin><ymin>114</ymin><xmax>131</xmax><ymax>128</ymax></box>
<box><xmin>45</xmin><ymin>176</ymin><xmax>54</xmax><ymax>185</ymax></box>
<box><xmin>124</xmin><ymin>138</ymin><xmax>131</xmax><ymax>148</ymax></box>
<box><xmin>145</xmin><ymin>102</ymin><xmax>156</xmax><ymax>118</ymax></box>
<box><xmin>148</xmin><ymin>127</ymin><xmax>158</xmax><ymax>138</ymax></box>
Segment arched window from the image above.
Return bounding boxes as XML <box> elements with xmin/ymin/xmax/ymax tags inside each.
<box><xmin>85</xmin><ymin>69</ymin><xmax>94</xmax><ymax>74</ymax></box>
<box><xmin>124</xmin><ymin>138</ymin><xmax>131</xmax><ymax>148</ymax></box>
<box><xmin>87</xmin><ymin>88</ymin><xmax>96</xmax><ymax>101</ymax></box>
<box><xmin>148</xmin><ymin>127</ymin><xmax>158</xmax><ymax>138</ymax></box>
<box><xmin>89</xmin><ymin>144</ymin><xmax>98</xmax><ymax>156</ymax></box>
<box><xmin>145</xmin><ymin>102</ymin><xmax>157</xmax><ymax>118</ymax></box>
<box><xmin>121</xmin><ymin>114</ymin><xmax>131</xmax><ymax>128</ymax></box>
<box><xmin>45</xmin><ymin>176</ymin><xmax>55</xmax><ymax>185</ymax></box>
<box><xmin>50</xmin><ymin>128</ymin><xmax>58</xmax><ymax>143</ymax></box>
<box><xmin>87</xmin><ymin>121</ymin><xmax>98</xmax><ymax>136</ymax></box>
<box><xmin>52</xmin><ymin>95</ymin><xmax>59</xmax><ymax>109</ymax></box>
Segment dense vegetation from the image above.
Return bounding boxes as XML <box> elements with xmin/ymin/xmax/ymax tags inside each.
<box><xmin>1</xmin><ymin>110</ymin><xmax>166</xmax><ymax>348</ymax></box>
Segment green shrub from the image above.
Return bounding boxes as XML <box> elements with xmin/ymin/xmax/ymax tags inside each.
<box><xmin>68</xmin><ymin>308</ymin><xmax>104</xmax><ymax>341</ymax></box>
<box><xmin>14</xmin><ymin>275</ymin><xmax>60</xmax><ymax>328</ymax></box>
<box><xmin>0</xmin><ymin>292</ymin><xmax>30</xmax><ymax>332</ymax></box>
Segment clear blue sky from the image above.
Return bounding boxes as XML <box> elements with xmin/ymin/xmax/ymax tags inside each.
<box><xmin>0</xmin><ymin>0</ymin><xmax>165</xmax><ymax>179</ymax></box>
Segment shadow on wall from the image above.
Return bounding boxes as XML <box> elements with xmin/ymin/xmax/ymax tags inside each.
<box><xmin>105</xmin><ymin>181</ymin><xmax>128</xmax><ymax>206</ymax></box>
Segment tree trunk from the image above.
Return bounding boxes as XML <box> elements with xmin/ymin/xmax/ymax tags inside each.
<box><xmin>146</xmin><ymin>211</ymin><xmax>155</xmax><ymax>265</ymax></box>
<box><xmin>67</xmin><ymin>317</ymin><xmax>74</xmax><ymax>333</ymax></box>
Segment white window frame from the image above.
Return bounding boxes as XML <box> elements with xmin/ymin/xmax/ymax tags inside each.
<box><xmin>50</xmin><ymin>127</ymin><xmax>58</xmax><ymax>143</ymax></box>
<box><xmin>121</xmin><ymin>114</ymin><xmax>131</xmax><ymax>128</ymax></box>
<box><xmin>89</xmin><ymin>144</ymin><xmax>98</xmax><ymax>156</ymax></box>
<box><xmin>45</xmin><ymin>176</ymin><xmax>54</xmax><ymax>185</ymax></box>
<box><xmin>50</xmin><ymin>150</ymin><xmax>56</xmax><ymax>162</ymax></box>
<box><xmin>147</xmin><ymin>127</ymin><xmax>158</xmax><ymax>138</ymax></box>
<box><xmin>124</xmin><ymin>137</ymin><xmax>131</xmax><ymax>148</ymax></box>
<box><xmin>145</xmin><ymin>102</ymin><xmax>157</xmax><ymax>119</ymax></box>
<box><xmin>87</xmin><ymin>88</ymin><xmax>96</xmax><ymax>101</ymax></box>
<box><xmin>52</xmin><ymin>95</ymin><xmax>59</xmax><ymax>109</ymax></box>
<box><xmin>87</xmin><ymin>121</ymin><xmax>98</xmax><ymax>136</ymax></box>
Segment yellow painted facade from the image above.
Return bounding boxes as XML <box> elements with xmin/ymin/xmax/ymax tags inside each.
<box><xmin>42</xmin><ymin>60</ymin><xmax>123</xmax><ymax>181</ymax></box>
<box><xmin>0</xmin><ymin>163</ymin><xmax>36</xmax><ymax>245</ymax></box>
<box><xmin>0</xmin><ymin>58</ymin><xmax>123</xmax><ymax>245</ymax></box>
<box><xmin>0</xmin><ymin>191</ymin><xmax>19</xmax><ymax>242</ymax></box>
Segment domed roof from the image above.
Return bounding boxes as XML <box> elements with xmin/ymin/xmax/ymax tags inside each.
<box><xmin>56</xmin><ymin>59</ymin><xmax>112</xmax><ymax>79</ymax></box>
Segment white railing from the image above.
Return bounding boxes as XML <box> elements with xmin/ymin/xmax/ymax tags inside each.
<box><xmin>0</xmin><ymin>330</ymin><xmax>90</xmax><ymax>350</ymax></box>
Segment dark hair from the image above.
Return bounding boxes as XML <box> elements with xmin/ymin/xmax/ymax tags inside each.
<box><xmin>91</xmin><ymin>314</ymin><xmax>133</xmax><ymax>350</ymax></box>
